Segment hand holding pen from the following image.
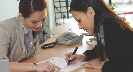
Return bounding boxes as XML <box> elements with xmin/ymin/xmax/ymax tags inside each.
<box><xmin>65</xmin><ymin>47</ymin><xmax>87</xmax><ymax>65</ymax></box>
<box><xmin>67</xmin><ymin>47</ymin><xmax>78</xmax><ymax>65</ymax></box>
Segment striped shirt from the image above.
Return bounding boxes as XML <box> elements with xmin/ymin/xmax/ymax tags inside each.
<box><xmin>23</xmin><ymin>25</ymin><xmax>35</xmax><ymax>58</ymax></box>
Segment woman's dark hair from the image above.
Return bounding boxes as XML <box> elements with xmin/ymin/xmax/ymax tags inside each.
<box><xmin>70</xmin><ymin>0</ymin><xmax>133</xmax><ymax>61</ymax></box>
<box><xmin>19</xmin><ymin>0</ymin><xmax>47</xmax><ymax>18</ymax></box>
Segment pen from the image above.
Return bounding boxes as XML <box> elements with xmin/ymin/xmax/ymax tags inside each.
<box><xmin>67</xmin><ymin>47</ymin><xmax>78</xmax><ymax>65</ymax></box>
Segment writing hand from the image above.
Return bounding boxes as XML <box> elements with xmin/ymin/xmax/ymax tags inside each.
<box><xmin>65</xmin><ymin>52</ymin><xmax>87</xmax><ymax>65</ymax></box>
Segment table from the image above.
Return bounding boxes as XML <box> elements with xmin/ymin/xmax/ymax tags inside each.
<box><xmin>21</xmin><ymin>35</ymin><xmax>102</xmax><ymax>72</ymax></box>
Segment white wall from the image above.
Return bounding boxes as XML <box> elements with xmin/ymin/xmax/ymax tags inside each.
<box><xmin>0</xmin><ymin>0</ymin><xmax>19</xmax><ymax>21</ymax></box>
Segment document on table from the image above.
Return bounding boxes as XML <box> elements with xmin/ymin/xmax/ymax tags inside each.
<box><xmin>38</xmin><ymin>57</ymin><xmax>87</xmax><ymax>72</ymax></box>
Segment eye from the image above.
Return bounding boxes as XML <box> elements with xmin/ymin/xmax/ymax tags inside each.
<box><xmin>32</xmin><ymin>21</ymin><xmax>37</xmax><ymax>24</ymax></box>
<box><xmin>77</xmin><ymin>20</ymin><xmax>81</xmax><ymax>23</ymax></box>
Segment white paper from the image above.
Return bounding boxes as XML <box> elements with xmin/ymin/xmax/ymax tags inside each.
<box><xmin>38</xmin><ymin>57</ymin><xmax>87</xmax><ymax>72</ymax></box>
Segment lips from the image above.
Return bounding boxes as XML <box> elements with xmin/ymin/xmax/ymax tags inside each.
<box><xmin>35</xmin><ymin>28</ymin><xmax>40</xmax><ymax>30</ymax></box>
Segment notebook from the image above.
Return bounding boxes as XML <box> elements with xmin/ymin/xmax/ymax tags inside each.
<box><xmin>0</xmin><ymin>59</ymin><xmax>10</xmax><ymax>72</ymax></box>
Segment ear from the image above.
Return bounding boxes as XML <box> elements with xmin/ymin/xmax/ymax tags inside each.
<box><xmin>18</xmin><ymin>13</ymin><xmax>25</xmax><ymax>21</ymax></box>
<box><xmin>87</xmin><ymin>7</ymin><xmax>95</xmax><ymax>18</ymax></box>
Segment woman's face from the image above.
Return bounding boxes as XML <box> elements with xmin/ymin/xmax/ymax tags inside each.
<box><xmin>20</xmin><ymin>9</ymin><xmax>47</xmax><ymax>31</ymax></box>
<box><xmin>71</xmin><ymin>7</ymin><xmax>95</xmax><ymax>35</ymax></box>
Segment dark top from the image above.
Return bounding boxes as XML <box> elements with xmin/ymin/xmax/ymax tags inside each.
<box><xmin>83</xmin><ymin>18</ymin><xmax>133</xmax><ymax>72</ymax></box>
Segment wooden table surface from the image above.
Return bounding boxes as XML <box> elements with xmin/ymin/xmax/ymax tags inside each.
<box><xmin>21</xmin><ymin>35</ymin><xmax>102</xmax><ymax>72</ymax></box>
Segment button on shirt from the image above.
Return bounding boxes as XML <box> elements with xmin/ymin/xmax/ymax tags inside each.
<box><xmin>23</xmin><ymin>25</ymin><xmax>35</xmax><ymax>58</ymax></box>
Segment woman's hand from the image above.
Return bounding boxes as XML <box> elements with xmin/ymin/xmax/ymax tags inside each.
<box><xmin>36</xmin><ymin>61</ymin><xmax>61</xmax><ymax>72</ymax></box>
<box><xmin>65</xmin><ymin>52</ymin><xmax>87</xmax><ymax>65</ymax></box>
<box><xmin>82</xmin><ymin>59</ymin><xmax>105</xmax><ymax>69</ymax></box>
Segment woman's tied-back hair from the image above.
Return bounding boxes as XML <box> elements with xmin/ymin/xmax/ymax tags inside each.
<box><xmin>70</xmin><ymin>0</ymin><xmax>90</xmax><ymax>13</ymax></box>
<box><xmin>70</xmin><ymin>0</ymin><xmax>132</xmax><ymax>30</ymax></box>
<box><xmin>19</xmin><ymin>0</ymin><xmax>47</xmax><ymax>18</ymax></box>
<box><xmin>70</xmin><ymin>0</ymin><xmax>133</xmax><ymax>61</ymax></box>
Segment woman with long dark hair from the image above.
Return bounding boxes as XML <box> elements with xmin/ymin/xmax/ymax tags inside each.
<box><xmin>65</xmin><ymin>0</ymin><xmax>133</xmax><ymax>72</ymax></box>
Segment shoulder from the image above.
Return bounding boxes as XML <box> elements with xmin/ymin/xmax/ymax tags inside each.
<box><xmin>0</xmin><ymin>16</ymin><xmax>20</xmax><ymax>32</ymax></box>
<box><xmin>0</xmin><ymin>16</ymin><xmax>18</xmax><ymax>27</ymax></box>
<box><xmin>104</xmin><ymin>17</ymin><xmax>121</xmax><ymax>29</ymax></box>
<box><xmin>103</xmin><ymin>17</ymin><xmax>133</xmax><ymax>37</ymax></box>
<box><xmin>104</xmin><ymin>18</ymin><xmax>115</xmax><ymax>25</ymax></box>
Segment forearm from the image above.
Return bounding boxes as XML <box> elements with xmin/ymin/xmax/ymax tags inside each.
<box><xmin>81</xmin><ymin>54</ymin><xmax>88</xmax><ymax>61</ymax></box>
<box><xmin>10</xmin><ymin>62</ymin><xmax>33</xmax><ymax>72</ymax></box>
<box><xmin>83</xmin><ymin>45</ymin><xmax>98</xmax><ymax>61</ymax></box>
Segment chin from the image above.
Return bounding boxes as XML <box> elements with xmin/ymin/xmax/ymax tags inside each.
<box><xmin>89</xmin><ymin>34</ymin><xmax>94</xmax><ymax>35</ymax></box>
<box><xmin>87</xmin><ymin>32</ymin><xmax>94</xmax><ymax>35</ymax></box>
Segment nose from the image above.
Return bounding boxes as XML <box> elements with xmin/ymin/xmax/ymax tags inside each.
<box><xmin>78</xmin><ymin>23</ymin><xmax>82</xmax><ymax>29</ymax></box>
<box><xmin>36</xmin><ymin>21</ymin><xmax>43</xmax><ymax>27</ymax></box>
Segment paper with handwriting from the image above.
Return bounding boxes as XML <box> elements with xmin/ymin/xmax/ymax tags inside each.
<box><xmin>38</xmin><ymin>57</ymin><xmax>87</xmax><ymax>72</ymax></box>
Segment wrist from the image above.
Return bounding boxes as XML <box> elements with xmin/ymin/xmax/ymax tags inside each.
<box><xmin>32</xmin><ymin>63</ymin><xmax>37</xmax><ymax>72</ymax></box>
<box><xmin>82</xmin><ymin>54</ymin><xmax>87</xmax><ymax>61</ymax></box>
